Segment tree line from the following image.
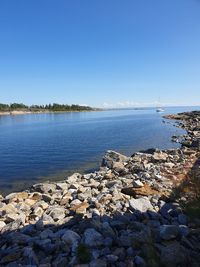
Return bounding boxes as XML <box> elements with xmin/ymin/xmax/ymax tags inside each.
<box><xmin>0</xmin><ymin>103</ymin><xmax>94</xmax><ymax>112</ymax></box>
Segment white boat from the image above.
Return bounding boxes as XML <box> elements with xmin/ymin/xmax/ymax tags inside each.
<box><xmin>156</xmin><ymin>108</ymin><xmax>165</xmax><ymax>112</ymax></box>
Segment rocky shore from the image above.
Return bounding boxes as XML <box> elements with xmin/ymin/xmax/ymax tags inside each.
<box><xmin>0</xmin><ymin>111</ymin><xmax>200</xmax><ymax>267</ymax></box>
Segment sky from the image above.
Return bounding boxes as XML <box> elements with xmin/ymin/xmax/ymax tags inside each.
<box><xmin>0</xmin><ymin>0</ymin><xmax>200</xmax><ymax>108</ymax></box>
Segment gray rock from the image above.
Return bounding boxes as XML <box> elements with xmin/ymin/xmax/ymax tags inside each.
<box><xmin>89</xmin><ymin>259</ymin><xmax>107</xmax><ymax>267</ymax></box>
<box><xmin>49</xmin><ymin>207</ymin><xmax>65</xmax><ymax>221</ymax></box>
<box><xmin>178</xmin><ymin>214</ymin><xmax>188</xmax><ymax>225</ymax></box>
<box><xmin>160</xmin><ymin>225</ymin><xmax>179</xmax><ymax>240</ymax></box>
<box><xmin>106</xmin><ymin>254</ymin><xmax>118</xmax><ymax>263</ymax></box>
<box><xmin>160</xmin><ymin>241</ymin><xmax>189</xmax><ymax>267</ymax></box>
<box><xmin>129</xmin><ymin>197</ymin><xmax>154</xmax><ymax>212</ymax></box>
<box><xmin>23</xmin><ymin>247</ymin><xmax>39</xmax><ymax>265</ymax></box>
<box><xmin>52</xmin><ymin>254</ymin><xmax>69</xmax><ymax>267</ymax></box>
<box><xmin>102</xmin><ymin>150</ymin><xmax>128</xmax><ymax>169</ymax></box>
<box><xmin>179</xmin><ymin>225</ymin><xmax>189</xmax><ymax>237</ymax></box>
<box><xmin>135</xmin><ymin>255</ymin><xmax>146</xmax><ymax>267</ymax></box>
<box><xmin>83</xmin><ymin>228</ymin><xmax>104</xmax><ymax>247</ymax></box>
<box><xmin>66</xmin><ymin>173</ymin><xmax>81</xmax><ymax>183</ymax></box>
<box><xmin>40</xmin><ymin>229</ymin><xmax>54</xmax><ymax>239</ymax></box>
<box><xmin>62</xmin><ymin>230</ymin><xmax>81</xmax><ymax>252</ymax></box>
<box><xmin>32</xmin><ymin>183</ymin><xmax>56</xmax><ymax>194</ymax></box>
<box><xmin>0</xmin><ymin>220</ymin><xmax>6</xmax><ymax>230</ymax></box>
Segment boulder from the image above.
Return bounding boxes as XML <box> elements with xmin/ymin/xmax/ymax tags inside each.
<box><xmin>129</xmin><ymin>197</ymin><xmax>154</xmax><ymax>212</ymax></box>
<box><xmin>32</xmin><ymin>183</ymin><xmax>56</xmax><ymax>194</ymax></box>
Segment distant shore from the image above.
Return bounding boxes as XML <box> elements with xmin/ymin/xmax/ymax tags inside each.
<box><xmin>0</xmin><ymin>109</ymin><xmax>100</xmax><ymax>116</ymax></box>
<box><xmin>0</xmin><ymin>103</ymin><xmax>100</xmax><ymax>116</ymax></box>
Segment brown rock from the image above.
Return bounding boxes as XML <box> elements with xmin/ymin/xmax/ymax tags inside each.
<box><xmin>121</xmin><ymin>184</ymin><xmax>161</xmax><ymax>197</ymax></box>
<box><xmin>70</xmin><ymin>201</ymin><xmax>89</xmax><ymax>214</ymax></box>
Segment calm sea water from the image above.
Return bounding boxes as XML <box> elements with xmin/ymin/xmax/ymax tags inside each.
<box><xmin>0</xmin><ymin>106</ymin><xmax>199</xmax><ymax>194</ymax></box>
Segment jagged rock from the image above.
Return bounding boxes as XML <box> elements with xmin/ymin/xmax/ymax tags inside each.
<box><xmin>0</xmin><ymin>220</ymin><xmax>6</xmax><ymax>230</ymax></box>
<box><xmin>152</xmin><ymin>152</ymin><xmax>168</xmax><ymax>162</ymax></box>
<box><xmin>49</xmin><ymin>207</ymin><xmax>65</xmax><ymax>221</ymax></box>
<box><xmin>129</xmin><ymin>197</ymin><xmax>154</xmax><ymax>212</ymax></box>
<box><xmin>32</xmin><ymin>183</ymin><xmax>56</xmax><ymax>194</ymax></box>
<box><xmin>70</xmin><ymin>201</ymin><xmax>89</xmax><ymax>214</ymax></box>
<box><xmin>102</xmin><ymin>150</ymin><xmax>129</xmax><ymax>169</ymax></box>
<box><xmin>66</xmin><ymin>173</ymin><xmax>82</xmax><ymax>183</ymax></box>
<box><xmin>132</xmin><ymin>180</ymin><xmax>144</xmax><ymax>188</ymax></box>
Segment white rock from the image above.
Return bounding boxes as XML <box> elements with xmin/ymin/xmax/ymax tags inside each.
<box><xmin>129</xmin><ymin>197</ymin><xmax>154</xmax><ymax>212</ymax></box>
<box><xmin>132</xmin><ymin>180</ymin><xmax>144</xmax><ymax>188</ymax></box>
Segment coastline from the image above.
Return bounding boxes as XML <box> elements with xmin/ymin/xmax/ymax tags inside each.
<box><xmin>0</xmin><ymin>110</ymin><xmax>200</xmax><ymax>266</ymax></box>
<box><xmin>0</xmin><ymin>109</ymin><xmax>100</xmax><ymax>116</ymax></box>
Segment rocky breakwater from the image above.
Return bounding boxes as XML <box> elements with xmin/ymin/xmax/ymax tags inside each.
<box><xmin>0</xmin><ymin>111</ymin><xmax>200</xmax><ymax>267</ymax></box>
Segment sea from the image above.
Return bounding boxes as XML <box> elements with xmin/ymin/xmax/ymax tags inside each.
<box><xmin>0</xmin><ymin>106</ymin><xmax>199</xmax><ymax>194</ymax></box>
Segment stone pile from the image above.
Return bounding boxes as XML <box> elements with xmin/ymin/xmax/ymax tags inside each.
<box><xmin>0</xmin><ymin>111</ymin><xmax>200</xmax><ymax>267</ymax></box>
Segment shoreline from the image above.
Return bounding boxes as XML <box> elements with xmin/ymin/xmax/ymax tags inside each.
<box><xmin>0</xmin><ymin>110</ymin><xmax>100</xmax><ymax>116</ymax></box>
<box><xmin>0</xmin><ymin>110</ymin><xmax>200</xmax><ymax>266</ymax></box>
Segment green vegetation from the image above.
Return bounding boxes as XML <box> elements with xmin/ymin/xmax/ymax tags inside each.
<box><xmin>0</xmin><ymin>103</ymin><xmax>95</xmax><ymax>113</ymax></box>
<box><xmin>76</xmin><ymin>244</ymin><xmax>91</xmax><ymax>264</ymax></box>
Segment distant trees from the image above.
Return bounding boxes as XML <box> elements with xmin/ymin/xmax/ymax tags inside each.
<box><xmin>10</xmin><ymin>103</ymin><xmax>28</xmax><ymax>110</ymax></box>
<box><xmin>0</xmin><ymin>103</ymin><xmax>94</xmax><ymax>112</ymax></box>
<box><xmin>0</xmin><ymin>103</ymin><xmax>9</xmax><ymax>111</ymax></box>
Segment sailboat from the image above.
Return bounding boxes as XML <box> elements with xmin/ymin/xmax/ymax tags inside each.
<box><xmin>156</xmin><ymin>98</ymin><xmax>165</xmax><ymax>112</ymax></box>
<box><xmin>156</xmin><ymin>107</ymin><xmax>165</xmax><ymax>112</ymax></box>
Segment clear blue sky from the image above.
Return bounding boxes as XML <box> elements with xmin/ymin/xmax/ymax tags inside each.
<box><xmin>0</xmin><ymin>0</ymin><xmax>200</xmax><ymax>107</ymax></box>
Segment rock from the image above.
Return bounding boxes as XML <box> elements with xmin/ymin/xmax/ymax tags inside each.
<box><xmin>0</xmin><ymin>220</ymin><xmax>6</xmax><ymax>230</ymax></box>
<box><xmin>23</xmin><ymin>247</ymin><xmax>39</xmax><ymax>265</ymax></box>
<box><xmin>122</xmin><ymin>184</ymin><xmax>160</xmax><ymax>197</ymax></box>
<box><xmin>56</xmin><ymin>182</ymin><xmax>68</xmax><ymax>190</ymax></box>
<box><xmin>178</xmin><ymin>214</ymin><xmax>188</xmax><ymax>225</ymax></box>
<box><xmin>1</xmin><ymin>219</ymin><xmax>22</xmax><ymax>233</ymax></box>
<box><xmin>102</xmin><ymin>150</ymin><xmax>128</xmax><ymax>169</ymax></box>
<box><xmin>32</xmin><ymin>183</ymin><xmax>56</xmax><ymax>194</ymax></box>
<box><xmin>160</xmin><ymin>225</ymin><xmax>179</xmax><ymax>240</ymax></box>
<box><xmin>134</xmin><ymin>255</ymin><xmax>146</xmax><ymax>267</ymax></box>
<box><xmin>0</xmin><ymin>252</ymin><xmax>22</xmax><ymax>264</ymax></box>
<box><xmin>159</xmin><ymin>241</ymin><xmax>189</xmax><ymax>267</ymax></box>
<box><xmin>66</xmin><ymin>173</ymin><xmax>81</xmax><ymax>183</ymax></box>
<box><xmin>49</xmin><ymin>207</ymin><xmax>65</xmax><ymax>221</ymax></box>
<box><xmin>179</xmin><ymin>225</ymin><xmax>189</xmax><ymax>237</ymax></box>
<box><xmin>40</xmin><ymin>229</ymin><xmax>54</xmax><ymax>239</ymax></box>
<box><xmin>152</xmin><ymin>152</ymin><xmax>168</xmax><ymax>162</ymax></box>
<box><xmin>52</xmin><ymin>254</ymin><xmax>69</xmax><ymax>267</ymax></box>
<box><xmin>112</xmin><ymin>161</ymin><xmax>126</xmax><ymax>173</ymax></box>
<box><xmin>89</xmin><ymin>259</ymin><xmax>107</xmax><ymax>267</ymax></box>
<box><xmin>83</xmin><ymin>228</ymin><xmax>104</xmax><ymax>247</ymax></box>
<box><xmin>62</xmin><ymin>230</ymin><xmax>81</xmax><ymax>252</ymax></box>
<box><xmin>132</xmin><ymin>180</ymin><xmax>144</xmax><ymax>188</ymax></box>
<box><xmin>70</xmin><ymin>201</ymin><xmax>89</xmax><ymax>214</ymax></box>
<box><xmin>33</xmin><ymin>206</ymin><xmax>44</xmax><ymax>217</ymax></box>
<box><xmin>106</xmin><ymin>254</ymin><xmax>119</xmax><ymax>263</ymax></box>
<box><xmin>5</xmin><ymin>191</ymin><xmax>29</xmax><ymax>202</ymax></box>
<box><xmin>60</xmin><ymin>192</ymin><xmax>72</xmax><ymax>205</ymax></box>
<box><xmin>129</xmin><ymin>197</ymin><xmax>154</xmax><ymax>212</ymax></box>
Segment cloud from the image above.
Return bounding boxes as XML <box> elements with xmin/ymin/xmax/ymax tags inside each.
<box><xmin>101</xmin><ymin>100</ymin><xmax>174</xmax><ymax>108</ymax></box>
